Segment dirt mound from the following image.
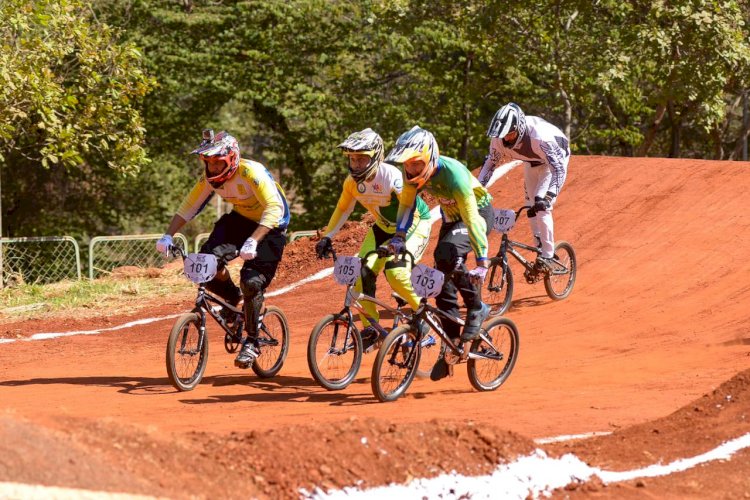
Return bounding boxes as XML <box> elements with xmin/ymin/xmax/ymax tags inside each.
<box><xmin>0</xmin><ymin>414</ymin><xmax>535</xmax><ymax>499</ymax></box>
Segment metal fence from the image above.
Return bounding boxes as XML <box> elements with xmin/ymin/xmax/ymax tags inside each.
<box><xmin>0</xmin><ymin>237</ymin><xmax>81</xmax><ymax>286</ymax></box>
<box><xmin>88</xmin><ymin>233</ymin><xmax>188</xmax><ymax>280</ymax></box>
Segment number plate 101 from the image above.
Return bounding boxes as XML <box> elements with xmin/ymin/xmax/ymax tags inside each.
<box><xmin>184</xmin><ymin>253</ymin><xmax>219</xmax><ymax>284</ymax></box>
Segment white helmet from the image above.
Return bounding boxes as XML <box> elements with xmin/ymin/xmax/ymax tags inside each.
<box><xmin>487</xmin><ymin>103</ymin><xmax>526</xmax><ymax>147</ymax></box>
<box><xmin>337</xmin><ymin>128</ymin><xmax>384</xmax><ymax>183</ymax></box>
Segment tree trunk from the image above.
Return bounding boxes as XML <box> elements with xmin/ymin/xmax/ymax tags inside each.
<box><xmin>668</xmin><ymin>101</ymin><xmax>681</xmax><ymax>158</ymax></box>
<box><xmin>637</xmin><ymin>103</ymin><xmax>667</xmax><ymax>157</ymax></box>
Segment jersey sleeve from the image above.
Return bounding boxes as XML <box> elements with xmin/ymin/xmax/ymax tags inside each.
<box><xmin>539</xmin><ymin>139</ymin><xmax>567</xmax><ymax>196</ymax></box>
<box><xmin>452</xmin><ymin>182</ymin><xmax>489</xmax><ymax>262</ymax></box>
<box><xmin>477</xmin><ymin>138</ymin><xmax>503</xmax><ymax>187</ymax></box>
<box><xmin>247</xmin><ymin>167</ymin><xmax>285</xmax><ymax>228</ymax></box>
<box><xmin>176</xmin><ymin>178</ymin><xmax>214</xmax><ymax>222</ymax></box>
<box><xmin>323</xmin><ymin>178</ymin><xmax>357</xmax><ymax>237</ymax></box>
<box><xmin>395</xmin><ymin>182</ymin><xmax>418</xmax><ymax>234</ymax></box>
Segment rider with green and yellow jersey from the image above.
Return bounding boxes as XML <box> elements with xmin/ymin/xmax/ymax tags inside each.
<box><xmin>315</xmin><ymin>128</ymin><xmax>432</xmax><ymax>351</ymax></box>
<box><xmin>387</xmin><ymin>126</ymin><xmax>493</xmax><ymax>380</ymax></box>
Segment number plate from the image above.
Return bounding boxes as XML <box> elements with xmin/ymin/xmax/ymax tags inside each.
<box><xmin>493</xmin><ymin>208</ymin><xmax>516</xmax><ymax>233</ymax></box>
<box><xmin>333</xmin><ymin>256</ymin><xmax>362</xmax><ymax>286</ymax></box>
<box><xmin>410</xmin><ymin>264</ymin><xmax>445</xmax><ymax>298</ymax></box>
<box><xmin>183</xmin><ymin>253</ymin><xmax>218</xmax><ymax>284</ymax></box>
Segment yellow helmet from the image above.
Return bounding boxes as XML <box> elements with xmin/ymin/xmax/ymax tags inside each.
<box><xmin>386</xmin><ymin>126</ymin><xmax>439</xmax><ymax>189</ymax></box>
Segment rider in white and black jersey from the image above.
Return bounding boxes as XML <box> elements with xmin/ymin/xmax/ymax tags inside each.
<box><xmin>477</xmin><ymin>103</ymin><xmax>570</xmax><ymax>268</ymax></box>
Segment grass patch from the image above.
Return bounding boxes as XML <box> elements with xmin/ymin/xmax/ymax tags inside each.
<box><xmin>0</xmin><ymin>272</ymin><xmax>192</xmax><ymax>322</ymax></box>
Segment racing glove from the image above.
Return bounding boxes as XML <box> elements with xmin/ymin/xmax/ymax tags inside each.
<box><xmin>315</xmin><ymin>236</ymin><xmax>333</xmax><ymax>259</ymax></box>
<box><xmin>467</xmin><ymin>265</ymin><xmax>489</xmax><ymax>285</ymax></box>
<box><xmin>240</xmin><ymin>237</ymin><xmax>258</xmax><ymax>260</ymax></box>
<box><xmin>387</xmin><ymin>234</ymin><xmax>406</xmax><ymax>256</ymax></box>
<box><xmin>156</xmin><ymin>234</ymin><xmax>173</xmax><ymax>256</ymax></box>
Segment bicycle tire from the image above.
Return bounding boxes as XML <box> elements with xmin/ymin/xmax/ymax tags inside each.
<box><xmin>166</xmin><ymin>312</ymin><xmax>208</xmax><ymax>392</ymax></box>
<box><xmin>467</xmin><ymin>316</ymin><xmax>519</xmax><ymax>392</ymax></box>
<box><xmin>307</xmin><ymin>314</ymin><xmax>363</xmax><ymax>390</ymax></box>
<box><xmin>544</xmin><ymin>241</ymin><xmax>577</xmax><ymax>300</ymax></box>
<box><xmin>252</xmin><ymin>306</ymin><xmax>290</xmax><ymax>378</ymax></box>
<box><xmin>484</xmin><ymin>259</ymin><xmax>514</xmax><ymax>316</ymax></box>
<box><xmin>371</xmin><ymin>325</ymin><xmax>421</xmax><ymax>402</ymax></box>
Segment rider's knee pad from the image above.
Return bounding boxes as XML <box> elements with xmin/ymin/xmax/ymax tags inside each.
<box><xmin>360</xmin><ymin>265</ymin><xmax>377</xmax><ymax>297</ymax></box>
<box><xmin>240</xmin><ymin>273</ymin><xmax>266</xmax><ymax>299</ymax></box>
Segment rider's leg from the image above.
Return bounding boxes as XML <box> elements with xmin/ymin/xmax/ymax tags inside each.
<box><xmin>383</xmin><ymin>218</ymin><xmax>431</xmax><ymax>312</ymax></box>
<box><xmin>355</xmin><ymin>228</ymin><xmax>385</xmax><ymax>327</ymax></box>
<box><xmin>234</xmin><ymin>227</ymin><xmax>286</xmax><ymax>368</ymax></box>
<box><xmin>200</xmin><ymin>212</ymin><xmax>251</xmax><ymax>306</ymax></box>
<box><xmin>433</xmin><ymin>221</ymin><xmax>472</xmax><ymax>341</ymax></box>
<box><xmin>524</xmin><ymin>165</ymin><xmax>561</xmax><ymax>259</ymax></box>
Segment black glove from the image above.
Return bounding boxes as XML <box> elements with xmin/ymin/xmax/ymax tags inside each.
<box><xmin>315</xmin><ymin>236</ymin><xmax>333</xmax><ymax>259</ymax></box>
<box><xmin>533</xmin><ymin>192</ymin><xmax>555</xmax><ymax>213</ymax></box>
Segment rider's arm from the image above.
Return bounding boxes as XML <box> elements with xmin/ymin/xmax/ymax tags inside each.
<box><xmin>395</xmin><ymin>181</ymin><xmax>418</xmax><ymax>235</ymax></box>
<box><xmin>539</xmin><ymin>140</ymin><xmax>567</xmax><ymax>197</ymax></box>
<box><xmin>453</xmin><ymin>184</ymin><xmax>489</xmax><ymax>264</ymax></box>
<box><xmin>246</xmin><ymin>166</ymin><xmax>286</xmax><ymax>242</ymax></box>
<box><xmin>163</xmin><ymin>214</ymin><xmax>188</xmax><ymax>237</ymax></box>
<box><xmin>175</xmin><ymin>178</ymin><xmax>214</xmax><ymax>222</ymax></box>
<box><xmin>477</xmin><ymin>137</ymin><xmax>503</xmax><ymax>187</ymax></box>
<box><xmin>322</xmin><ymin>178</ymin><xmax>357</xmax><ymax>238</ymax></box>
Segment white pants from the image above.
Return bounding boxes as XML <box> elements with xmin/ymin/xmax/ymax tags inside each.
<box><xmin>524</xmin><ymin>164</ymin><xmax>567</xmax><ymax>258</ymax></box>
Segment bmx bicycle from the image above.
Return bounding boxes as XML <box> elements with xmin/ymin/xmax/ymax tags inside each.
<box><xmin>371</xmin><ymin>263</ymin><xmax>520</xmax><ymax>402</ymax></box>
<box><xmin>165</xmin><ymin>246</ymin><xmax>290</xmax><ymax>391</ymax></box>
<box><xmin>307</xmin><ymin>248</ymin><xmax>442</xmax><ymax>391</ymax></box>
<box><xmin>484</xmin><ymin>206</ymin><xmax>577</xmax><ymax>316</ymax></box>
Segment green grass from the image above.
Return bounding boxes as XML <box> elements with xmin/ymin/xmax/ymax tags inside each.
<box><xmin>0</xmin><ymin>272</ymin><xmax>191</xmax><ymax>322</ymax></box>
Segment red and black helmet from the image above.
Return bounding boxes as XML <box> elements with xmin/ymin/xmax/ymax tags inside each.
<box><xmin>191</xmin><ymin>129</ymin><xmax>240</xmax><ymax>187</ymax></box>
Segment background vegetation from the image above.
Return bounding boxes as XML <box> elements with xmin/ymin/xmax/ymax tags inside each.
<box><xmin>2</xmin><ymin>0</ymin><xmax>749</xmax><ymax>239</ymax></box>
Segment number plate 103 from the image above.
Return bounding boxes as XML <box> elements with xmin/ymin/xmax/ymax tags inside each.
<box><xmin>410</xmin><ymin>264</ymin><xmax>445</xmax><ymax>298</ymax></box>
<box><xmin>334</xmin><ymin>256</ymin><xmax>362</xmax><ymax>286</ymax></box>
<box><xmin>184</xmin><ymin>253</ymin><xmax>219</xmax><ymax>284</ymax></box>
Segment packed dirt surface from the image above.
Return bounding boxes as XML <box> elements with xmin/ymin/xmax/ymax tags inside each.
<box><xmin>1</xmin><ymin>156</ymin><xmax>750</xmax><ymax>498</ymax></box>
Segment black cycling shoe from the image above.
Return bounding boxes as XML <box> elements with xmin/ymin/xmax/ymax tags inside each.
<box><xmin>461</xmin><ymin>302</ymin><xmax>490</xmax><ymax>342</ymax></box>
<box><xmin>430</xmin><ymin>357</ymin><xmax>451</xmax><ymax>381</ymax></box>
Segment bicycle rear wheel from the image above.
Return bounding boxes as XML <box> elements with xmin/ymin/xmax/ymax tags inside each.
<box><xmin>544</xmin><ymin>241</ymin><xmax>577</xmax><ymax>300</ymax></box>
<box><xmin>484</xmin><ymin>259</ymin><xmax>514</xmax><ymax>316</ymax></box>
<box><xmin>371</xmin><ymin>325</ymin><xmax>421</xmax><ymax>402</ymax></box>
<box><xmin>252</xmin><ymin>306</ymin><xmax>290</xmax><ymax>378</ymax></box>
<box><xmin>467</xmin><ymin>317</ymin><xmax>519</xmax><ymax>391</ymax></box>
<box><xmin>166</xmin><ymin>312</ymin><xmax>208</xmax><ymax>392</ymax></box>
<box><xmin>307</xmin><ymin>314</ymin><xmax>363</xmax><ymax>390</ymax></box>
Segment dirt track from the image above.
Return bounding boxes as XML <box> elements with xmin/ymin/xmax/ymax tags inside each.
<box><xmin>1</xmin><ymin>156</ymin><xmax>749</xmax><ymax>498</ymax></box>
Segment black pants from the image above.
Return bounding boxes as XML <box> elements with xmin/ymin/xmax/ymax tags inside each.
<box><xmin>433</xmin><ymin>204</ymin><xmax>494</xmax><ymax>339</ymax></box>
<box><xmin>201</xmin><ymin>211</ymin><xmax>286</xmax><ymax>335</ymax></box>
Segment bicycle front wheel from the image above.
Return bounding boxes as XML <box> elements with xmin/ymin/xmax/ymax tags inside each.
<box><xmin>484</xmin><ymin>259</ymin><xmax>514</xmax><ymax>316</ymax></box>
<box><xmin>371</xmin><ymin>325</ymin><xmax>421</xmax><ymax>402</ymax></box>
<box><xmin>252</xmin><ymin>306</ymin><xmax>290</xmax><ymax>378</ymax></box>
<box><xmin>307</xmin><ymin>314</ymin><xmax>363</xmax><ymax>390</ymax></box>
<box><xmin>467</xmin><ymin>317</ymin><xmax>519</xmax><ymax>392</ymax></box>
<box><xmin>544</xmin><ymin>241</ymin><xmax>577</xmax><ymax>300</ymax></box>
<box><xmin>166</xmin><ymin>312</ymin><xmax>208</xmax><ymax>392</ymax></box>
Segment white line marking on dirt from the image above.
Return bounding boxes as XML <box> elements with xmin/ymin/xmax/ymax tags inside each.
<box><xmin>534</xmin><ymin>431</ymin><xmax>612</xmax><ymax>444</ymax></box>
<box><xmin>1</xmin><ymin>161</ymin><xmax>520</xmax><ymax>345</ymax></box>
<box><xmin>305</xmin><ymin>432</ymin><xmax>750</xmax><ymax>499</ymax></box>
<box><xmin>0</xmin><ymin>481</ymin><xmax>162</xmax><ymax>499</ymax></box>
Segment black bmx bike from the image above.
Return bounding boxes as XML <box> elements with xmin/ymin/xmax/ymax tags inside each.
<box><xmin>371</xmin><ymin>264</ymin><xmax>520</xmax><ymax>402</ymax></box>
<box><xmin>484</xmin><ymin>206</ymin><xmax>577</xmax><ymax>316</ymax></box>
<box><xmin>307</xmin><ymin>249</ymin><xmax>441</xmax><ymax>390</ymax></box>
<box><xmin>165</xmin><ymin>246</ymin><xmax>290</xmax><ymax>391</ymax></box>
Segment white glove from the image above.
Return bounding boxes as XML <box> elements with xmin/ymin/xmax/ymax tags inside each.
<box><xmin>468</xmin><ymin>265</ymin><xmax>488</xmax><ymax>285</ymax></box>
<box><xmin>240</xmin><ymin>237</ymin><xmax>258</xmax><ymax>260</ymax></box>
<box><xmin>156</xmin><ymin>234</ymin><xmax>173</xmax><ymax>256</ymax></box>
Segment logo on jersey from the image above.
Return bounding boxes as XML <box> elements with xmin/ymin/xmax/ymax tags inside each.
<box><xmin>372</xmin><ymin>183</ymin><xmax>383</xmax><ymax>193</ymax></box>
<box><xmin>439</xmin><ymin>197</ymin><xmax>457</xmax><ymax>207</ymax></box>
<box><xmin>357</xmin><ymin>183</ymin><xmax>366</xmax><ymax>193</ymax></box>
